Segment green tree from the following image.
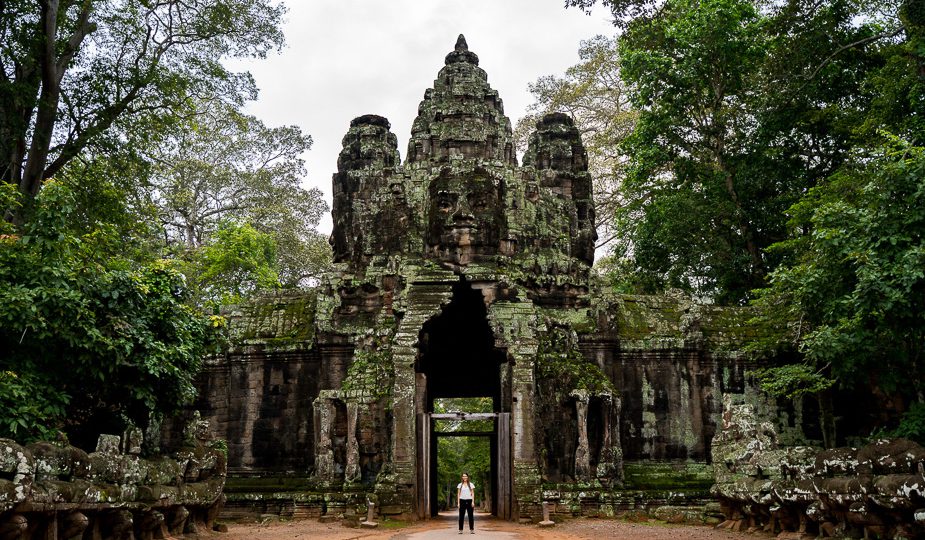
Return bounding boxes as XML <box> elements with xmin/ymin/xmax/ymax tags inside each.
<box><xmin>189</xmin><ymin>220</ymin><xmax>280</xmax><ymax>308</ymax></box>
<box><xmin>139</xmin><ymin>101</ymin><xmax>330</xmax><ymax>287</ymax></box>
<box><xmin>0</xmin><ymin>181</ymin><xmax>211</xmax><ymax>444</ymax></box>
<box><xmin>616</xmin><ymin>0</ymin><xmax>772</xmax><ymax>301</ymax></box>
<box><xmin>515</xmin><ymin>35</ymin><xmax>637</xmax><ymax>250</ymax></box>
<box><xmin>565</xmin><ymin>0</ymin><xmax>665</xmax><ymax>28</ymax></box>
<box><xmin>563</xmin><ymin>0</ymin><xmax>905</xmax><ymax>303</ymax></box>
<box><xmin>1</xmin><ymin>0</ymin><xmax>285</xmax><ymax>222</ymax></box>
<box><xmin>751</xmin><ymin>137</ymin><xmax>925</xmax><ymax>414</ymax></box>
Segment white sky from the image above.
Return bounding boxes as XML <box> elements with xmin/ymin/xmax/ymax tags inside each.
<box><xmin>229</xmin><ymin>1</ymin><xmax>615</xmax><ymax>233</ymax></box>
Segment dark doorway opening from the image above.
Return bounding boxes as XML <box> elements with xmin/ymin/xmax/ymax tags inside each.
<box><xmin>417</xmin><ymin>280</ymin><xmax>507</xmax><ymax>404</ymax></box>
<box><xmin>415</xmin><ymin>279</ymin><xmax>511</xmax><ymax>519</ymax></box>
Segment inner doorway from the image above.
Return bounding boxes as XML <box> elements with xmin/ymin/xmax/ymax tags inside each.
<box><xmin>415</xmin><ymin>280</ymin><xmax>512</xmax><ymax>520</ymax></box>
<box><xmin>433</xmin><ymin>401</ymin><xmax>493</xmax><ymax>513</ymax></box>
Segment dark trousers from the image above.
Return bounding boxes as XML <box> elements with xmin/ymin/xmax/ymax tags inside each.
<box><xmin>458</xmin><ymin>499</ymin><xmax>474</xmax><ymax>530</ymax></box>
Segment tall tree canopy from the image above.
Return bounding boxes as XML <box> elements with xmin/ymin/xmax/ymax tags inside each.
<box><xmin>514</xmin><ymin>35</ymin><xmax>636</xmax><ymax>251</ymax></box>
<box><xmin>0</xmin><ymin>0</ymin><xmax>333</xmax><ymax>445</ymax></box>
<box><xmin>1</xmin><ymin>0</ymin><xmax>285</xmax><ymax>222</ymax></box>
<box><xmin>137</xmin><ymin>102</ymin><xmax>330</xmax><ymax>288</ymax></box>
<box><xmin>557</xmin><ymin>0</ymin><xmax>906</xmax><ymax>303</ymax></box>
<box><xmin>559</xmin><ymin>0</ymin><xmax>924</xmax><ymax>436</ymax></box>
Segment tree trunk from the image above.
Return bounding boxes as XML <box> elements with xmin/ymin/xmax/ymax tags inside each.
<box><xmin>818</xmin><ymin>390</ymin><xmax>836</xmax><ymax>449</ymax></box>
<box><xmin>19</xmin><ymin>0</ymin><xmax>63</xmax><ymax>199</ymax></box>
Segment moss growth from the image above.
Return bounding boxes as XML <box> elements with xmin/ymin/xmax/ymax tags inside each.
<box><xmin>224</xmin><ymin>475</ymin><xmax>321</xmax><ymax>493</ymax></box>
<box><xmin>539</xmin><ymin>307</ymin><xmax>597</xmax><ymax>335</ymax></box>
<box><xmin>209</xmin><ymin>438</ymin><xmax>228</xmax><ymax>457</ymax></box>
<box><xmin>341</xmin><ymin>337</ymin><xmax>393</xmax><ymax>399</ymax></box>
<box><xmin>378</xmin><ymin>518</ymin><xmax>411</xmax><ymax>529</ymax></box>
<box><xmin>226</xmin><ymin>291</ymin><xmax>318</xmax><ymax>349</ymax></box>
<box><xmin>621</xmin><ymin>461</ymin><xmax>714</xmax><ymax>491</ymax></box>
<box><xmin>535</xmin><ymin>326</ymin><xmax>614</xmax><ymax>400</ymax></box>
<box><xmin>701</xmin><ymin>306</ymin><xmax>760</xmax><ymax>350</ymax></box>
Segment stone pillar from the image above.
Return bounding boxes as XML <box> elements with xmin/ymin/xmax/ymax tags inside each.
<box><xmin>489</xmin><ymin>301</ymin><xmax>541</xmax><ymax>519</ymax></box>
<box><xmin>597</xmin><ymin>393</ymin><xmax>624</xmax><ymax>484</ymax></box>
<box><xmin>380</xmin><ymin>278</ymin><xmax>454</xmax><ymax>515</ymax></box>
<box><xmin>345</xmin><ymin>401</ymin><xmax>361</xmax><ymax>483</ymax></box>
<box><xmin>512</xmin><ymin>359</ymin><xmax>537</xmax><ymax>463</ymax></box>
<box><xmin>360</xmin><ymin>499</ymin><xmax>379</xmax><ymax>528</ymax></box>
<box><xmin>539</xmin><ymin>501</ymin><xmax>555</xmax><ymax>527</ymax></box>
<box><xmin>572</xmin><ymin>390</ymin><xmax>591</xmax><ymax>482</ymax></box>
<box><xmin>313</xmin><ymin>393</ymin><xmax>337</xmax><ymax>482</ymax></box>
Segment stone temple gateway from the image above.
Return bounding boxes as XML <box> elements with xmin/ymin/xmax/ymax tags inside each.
<box><xmin>187</xmin><ymin>36</ymin><xmax>821</xmax><ymax>521</ymax></box>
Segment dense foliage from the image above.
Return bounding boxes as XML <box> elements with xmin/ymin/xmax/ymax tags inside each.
<box><xmin>555</xmin><ymin>0</ymin><xmax>923</xmax><ymax>435</ymax></box>
<box><xmin>1</xmin><ymin>0</ymin><xmax>285</xmax><ymax>219</ymax></box>
<box><xmin>0</xmin><ymin>182</ymin><xmax>212</xmax><ymax>443</ymax></box>
<box><xmin>752</xmin><ymin>139</ymin><xmax>925</xmax><ymax>402</ymax></box>
<box><xmin>0</xmin><ymin>1</ymin><xmax>330</xmax><ymax>445</ymax></box>
<box><xmin>557</xmin><ymin>0</ymin><xmax>908</xmax><ymax>304</ymax></box>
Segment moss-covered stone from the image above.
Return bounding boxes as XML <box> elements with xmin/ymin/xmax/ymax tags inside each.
<box><xmin>185</xmin><ymin>35</ymin><xmax>812</xmax><ymax>525</ymax></box>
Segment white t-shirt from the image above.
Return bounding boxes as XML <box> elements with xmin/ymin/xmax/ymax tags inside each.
<box><xmin>457</xmin><ymin>482</ymin><xmax>475</xmax><ymax>500</ymax></box>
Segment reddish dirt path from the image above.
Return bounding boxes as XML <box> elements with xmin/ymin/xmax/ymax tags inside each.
<box><xmin>217</xmin><ymin>511</ymin><xmax>758</xmax><ymax>540</ymax></box>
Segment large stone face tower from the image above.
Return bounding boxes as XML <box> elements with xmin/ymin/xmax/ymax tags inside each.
<box><xmin>324</xmin><ymin>35</ymin><xmax>604</xmax><ymax>518</ymax></box>
<box><xmin>332</xmin><ymin>35</ymin><xmax>596</xmax><ymax>296</ymax></box>
<box><xmin>191</xmin><ymin>37</ymin><xmax>809</xmax><ymax>523</ymax></box>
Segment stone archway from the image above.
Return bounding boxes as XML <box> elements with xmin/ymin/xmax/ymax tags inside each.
<box><xmin>413</xmin><ymin>279</ymin><xmax>512</xmax><ymax>519</ymax></box>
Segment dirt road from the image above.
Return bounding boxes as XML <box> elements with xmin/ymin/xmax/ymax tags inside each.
<box><xmin>219</xmin><ymin>511</ymin><xmax>754</xmax><ymax>540</ymax></box>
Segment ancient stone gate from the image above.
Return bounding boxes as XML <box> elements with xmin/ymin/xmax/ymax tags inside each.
<box><xmin>188</xmin><ymin>36</ymin><xmax>826</xmax><ymax>522</ymax></box>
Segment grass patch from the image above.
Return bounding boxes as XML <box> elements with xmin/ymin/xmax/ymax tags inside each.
<box><xmin>378</xmin><ymin>519</ymin><xmax>410</xmax><ymax>529</ymax></box>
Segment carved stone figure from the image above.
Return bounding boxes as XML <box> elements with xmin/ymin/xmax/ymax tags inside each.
<box><xmin>426</xmin><ymin>167</ymin><xmax>502</xmax><ymax>266</ymax></box>
<box><xmin>0</xmin><ymin>429</ymin><xmax>226</xmax><ymax>539</ymax></box>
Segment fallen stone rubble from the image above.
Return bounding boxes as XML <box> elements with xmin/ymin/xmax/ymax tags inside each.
<box><xmin>713</xmin><ymin>396</ymin><xmax>925</xmax><ymax>539</ymax></box>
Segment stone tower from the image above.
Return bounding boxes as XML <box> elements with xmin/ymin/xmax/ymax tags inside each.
<box><xmin>331</xmin><ymin>34</ymin><xmax>596</xmax><ymax>295</ymax></box>
<box><xmin>323</xmin><ymin>35</ymin><xmax>605</xmax><ymax>518</ymax></box>
<box><xmin>190</xmin><ymin>37</ymin><xmax>810</xmax><ymax>522</ymax></box>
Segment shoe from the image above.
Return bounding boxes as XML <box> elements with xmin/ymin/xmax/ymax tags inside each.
<box><xmin>457</xmin><ymin>531</ymin><xmax>462</xmax><ymax>534</ymax></box>
<box><xmin>470</xmin><ymin>531</ymin><xmax>475</xmax><ymax>534</ymax></box>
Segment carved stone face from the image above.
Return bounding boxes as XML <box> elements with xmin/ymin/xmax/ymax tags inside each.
<box><xmin>427</xmin><ymin>168</ymin><xmax>501</xmax><ymax>266</ymax></box>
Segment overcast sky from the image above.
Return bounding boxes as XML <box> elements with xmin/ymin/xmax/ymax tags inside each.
<box><xmin>229</xmin><ymin>1</ymin><xmax>616</xmax><ymax>232</ymax></box>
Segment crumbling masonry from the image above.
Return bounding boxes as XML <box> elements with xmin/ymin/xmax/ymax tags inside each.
<box><xmin>188</xmin><ymin>36</ymin><xmax>824</xmax><ymax>522</ymax></box>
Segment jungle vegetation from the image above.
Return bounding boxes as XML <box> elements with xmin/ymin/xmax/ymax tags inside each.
<box><xmin>1</xmin><ymin>0</ymin><xmax>922</xmax><ymax>445</ymax></box>
<box><xmin>547</xmin><ymin>0</ymin><xmax>924</xmax><ymax>440</ymax></box>
<box><xmin>0</xmin><ymin>0</ymin><xmax>330</xmax><ymax>443</ymax></box>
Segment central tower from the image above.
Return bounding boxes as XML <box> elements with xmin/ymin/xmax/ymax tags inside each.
<box><xmin>330</xmin><ymin>34</ymin><xmax>596</xmax><ymax>298</ymax></box>
<box><xmin>319</xmin><ymin>35</ymin><xmax>610</xmax><ymax>520</ymax></box>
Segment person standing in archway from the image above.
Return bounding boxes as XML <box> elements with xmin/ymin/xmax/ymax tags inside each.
<box><xmin>457</xmin><ymin>472</ymin><xmax>475</xmax><ymax>534</ymax></box>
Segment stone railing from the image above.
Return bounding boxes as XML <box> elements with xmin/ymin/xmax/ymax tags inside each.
<box><xmin>0</xmin><ymin>428</ymin><xmax>226</xmax><ymax>540</ymax></box>
<box><xmin>712</xmin><ymin>396</ymin><xmax>925</xmax><ymax>539</ymax></box>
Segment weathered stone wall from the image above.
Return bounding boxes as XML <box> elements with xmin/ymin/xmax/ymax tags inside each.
<box><xmin>167</xmin><ymin>292</ymin><xmax>324</xmax><ymax>475</ymax></box>
<box><xmin>190</xmin><ymin>350</ymin><xmax>321</xmax><ymax>474</ymax></box>
<box><xmin>193</xmin><ymin>288</ymin><xmax>818</xmax><ymax>522</ymax></box>
<box><xmin>712</xmin><ymin>398</ymin><xmax>925</xmax><ymax>538</ymax></box>
<box><xmin>0</xmin><ymin>425</ymin><xmax>225</xmax><ymax>539</ymax></box>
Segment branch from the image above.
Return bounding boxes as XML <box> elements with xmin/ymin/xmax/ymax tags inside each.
<box><xmin>198</xmin><ymin>202</ymin><xmax>247</xmax><ymax>220</ymax></box>
<box><xmin>56</xmin><ymin>0</ymin><xmax>96</xmax><ymax>75</ymax></box>
<box><xmin>804</xmin><ymin>26</ymin><xmax>904</xmax><ymax>81</ymax></box>
<box><xmin>595</xmin><ymin>230</ymin><xmax>623</xmax><ymax>249</ymax></box>
<box><xmin>43</xmin><ymin>85</ymin><xmax>143</xmax><ymax>179</ymax></box>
